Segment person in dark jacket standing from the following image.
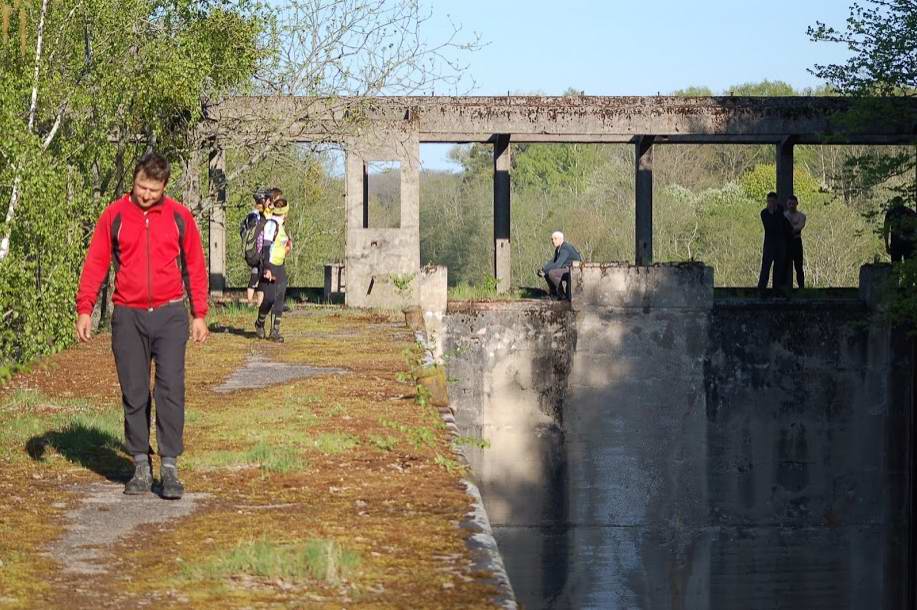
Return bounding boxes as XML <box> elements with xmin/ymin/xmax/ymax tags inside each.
<box><xmin>75</xmin><ymin>153</ymin><xmax>209</xmax><ymax>500</ymax></box>
<box><xmin>884</xmin><ymin>198</ymin><xmax>917</xmax><ymax>262</ymax></box>
<box><xmin>757</xmin><ymin>192</ymin><xmax>792</xmax><ymax>289</ymax></box>
<box><xmin>538</xmin><ymin>231</ymin><xmax>582</xmax><ymax>300</ymax></box>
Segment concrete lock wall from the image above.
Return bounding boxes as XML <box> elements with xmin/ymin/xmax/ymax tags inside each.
<box><xmin>443</xmin><ymin>263</ymin><xmax>912</xmax><ymax>610</ymax></box>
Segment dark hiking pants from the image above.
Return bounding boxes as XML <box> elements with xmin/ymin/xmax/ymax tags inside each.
<box><xmin>259</xmin><ymin>264</ymin><xmax>288</xmax><ymax>319</ymax></box>
<box><xmin>111</xmin><ymin>302</ymin><xmax>189</xmax><ymax>458</ymax></box>
<box><xmin>758</xmin><ymin>242</ymin><xmax>787</xmax><ymax>289</ymax></box>
<box><xmin>786</xmin><ymin>238</ymin><xmax>805</xmax><ymax>288</ymax></box>
<box><xmin>546</xmin><ymin>266</ymin><xmax>571</xmax><ymax>299</ymax></box>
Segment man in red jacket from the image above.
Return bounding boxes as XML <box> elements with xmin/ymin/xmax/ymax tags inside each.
<box><xmin>75</xmin><ymin>153</ymin><xmax>209</xmax><ymax>500</ymax></box>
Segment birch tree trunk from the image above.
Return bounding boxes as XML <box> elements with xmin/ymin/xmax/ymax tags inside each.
<box><xmin>0</xmin><ymin>0</ymin><xmax>51</xmax><ymax>261</ymax></box>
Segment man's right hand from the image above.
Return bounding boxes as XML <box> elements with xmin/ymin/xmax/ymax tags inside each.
<box><xmin>264</xmin><ymin>269</ymin><xmax>273</xmax><ymax>282</ymax></box>
<box><xmin>76</xmin><ymin>313</ymin><xmax>93</xmax><ymax>342</ymax></box>
<box><xmin>536</xmin><ymin>269</ymin><xmax>546</xmax><ymax>278</ymax></box>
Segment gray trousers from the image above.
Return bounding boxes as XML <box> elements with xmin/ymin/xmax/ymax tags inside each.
<box><xmin>546</xmin><ymin>267</ymin><xmax>571</xmax><ymax>297</ymax></box>
<box><xmin>111</xmin><ymin>302</ymin><xmax>189</xmax><ymax>458</ymax></box>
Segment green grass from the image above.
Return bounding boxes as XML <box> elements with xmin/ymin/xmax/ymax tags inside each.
<box><xmin>367</xmin><ymin>434</ymin><xmax>397</xmax><ymax>452</ymax></box>
<box><xmin>185</xmin><ymin>442</ymin><xmax>305</xmax><ymax>473</ymax></box>
<box><xmin>310</xmin><ymin>432</ymin><xmax>359</xmax><ymax>454</ymax></box>
<box><xmin>407</xmin><ymin>426</ymin><xmax>436</xmax><ymax>449</ymax></box>
<box><xmin>187</xmin><ymin>538</ymin><xmax>360</xmax><ymax>586</ymax></box>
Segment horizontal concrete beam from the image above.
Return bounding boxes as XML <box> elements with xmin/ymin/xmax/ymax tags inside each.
<box><xmin>205</xmin><ymin>96</ymin><xmax>917</xmax><ymax>144</ymax></box>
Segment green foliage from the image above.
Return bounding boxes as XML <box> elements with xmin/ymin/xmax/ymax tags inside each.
<box><xmin>809</xmin><ymin>0</ymin><xmax>917</xmax><ymax>324</ymax></box>
<box><xmin>740</xmin><ymin>163</ymin><xmax>822</xmax><ymax>202</ymax></box>
<box><xmin>224</xmin><ymin>146</ymin><xmax>345</xmax><ymax>287</ymax></box>
<box><xmin>389</xmin><ymin>272</ymin><xmax>416</xmax><ymax>297</ymax></box>
<box><xmin>0</xmin><ymin>0</ymin><xmax>264</xmax><ymax>370</ymax></box>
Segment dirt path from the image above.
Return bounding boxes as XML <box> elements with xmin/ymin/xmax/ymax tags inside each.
<box><xmin>0</xmin><ymin>308</ymin><xmax>500</xmax><ymax>609</ymax></box>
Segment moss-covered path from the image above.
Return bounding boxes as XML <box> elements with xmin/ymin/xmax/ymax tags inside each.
<box><xmin>0</xmin><ymin>307</ymin><xmax>499</xmax><ymax>609</ymax></box>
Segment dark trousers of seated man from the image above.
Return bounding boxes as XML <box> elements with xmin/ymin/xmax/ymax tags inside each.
<box><xmin>111</xmin><ymin>302</ymin><xmax>189</xmax><ymax>459</ymax></box>
<box><xmin>546</xmin><ymin>266</ymin><xmax>571</xmax><ymax>298</ymax></box>
<box><xmin>258</xmin><ymin>263</ymin><xmax>288</xmax><ymax>330</ymax></box>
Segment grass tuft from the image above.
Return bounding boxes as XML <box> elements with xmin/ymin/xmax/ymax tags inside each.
<box><xmin>188</xmin><ymin>538</ymin><xmax>360</xmax><ymax>586</ymax></box>
<box><xmin>310</xmin><ymin>432</ymin><xmax>358</xmax><ymax>454</ymax></box>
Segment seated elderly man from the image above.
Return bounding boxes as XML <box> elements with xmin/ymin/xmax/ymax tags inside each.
<box><xmin>538</xmin><ymin>231</ymin><xmax>582</xmax><ymax>300</ymax></box>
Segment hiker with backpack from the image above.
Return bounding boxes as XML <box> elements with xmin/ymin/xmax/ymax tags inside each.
<box><xmin>240</xmin><ymin>189</ymin><xmax>272</xmax><ymax>305</ymax></box>
<box><xmin>255</xmin><ymin>197</ymin><xmax>292</xmax><ymax>342</ymax></box>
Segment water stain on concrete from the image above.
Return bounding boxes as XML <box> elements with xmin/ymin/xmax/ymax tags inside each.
<box><xmin>47</xmin><ymin>483</ymin><xmax>208</xmax><ymax>575</ymax></box>
<box><xmin>213</xmin><ymin>354</ymin><xmax>346</xmax><ymax>394</ymax></box>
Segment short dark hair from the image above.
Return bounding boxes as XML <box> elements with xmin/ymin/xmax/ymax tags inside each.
<box><xmin>766</xmin><ymin>191</ymin><xmax>778</xmax><ymax>200</ymax></box>
<box><xmin>269</xmin><ymin>187</ymin><xmax>283</xmax><ymax>202</ymax></box>
<box><xmin>787</xmin><ymin>195</ymin><xmax>798</xmax><ymax>203</ymax></box>
<box><xmin>133</xmin><ymin>152</ymin><xmax>171</xmax><ymax>183</ymax></box>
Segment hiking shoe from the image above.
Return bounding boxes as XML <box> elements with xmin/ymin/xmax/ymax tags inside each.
<box><xmin>255</xmin><ymin>320</ymin><xmax>265</xmax><ymax>339</ymax></box>
<box><xmin>160</xmin><ymin>464</ymin><xmax>184</xmax><ymax>500</ymax></box>
<box><xmin>124</xmin><ymin>463</ymin><xmax>153</xmax><ymax>495</ymax></box>
<box><xmin>268</xmin><ymin>329</ymin><xmax>284</xmax><ymax>343</ymax></box>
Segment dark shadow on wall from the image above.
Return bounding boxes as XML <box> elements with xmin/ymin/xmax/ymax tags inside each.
<box><xmin>26</xmin><ymin>422</ymin><xmax>132</xmax><ymax>483</ymax></box>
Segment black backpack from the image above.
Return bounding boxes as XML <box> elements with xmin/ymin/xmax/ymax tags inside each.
<box><xmin>242</xmin><ymin>215</ymin><xmax>269</xmax><ymax>267</ymax></box>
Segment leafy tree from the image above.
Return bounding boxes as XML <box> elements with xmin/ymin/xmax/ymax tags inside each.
<box><xmin>809</xmin><ymin>0</ymin><xmax>917</xmax><ymax>323</ymax></box>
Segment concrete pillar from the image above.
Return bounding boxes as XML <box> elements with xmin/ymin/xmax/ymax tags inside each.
<box><xmin>494</xmin><ymin>134</ymin><xmax>512</xmax><ymax>292</ymax></box>
<box><xmin>207</xmin><ymin>143</ymin><xmax>226</xmax><ymax>295</ymax></box>
<box><xmin>635</xmin><ymin>136</ymin><xmax>654</xmax><ymax>265</ymax></box>
<box><xmin>776</xmin><ymin>137</ymin><xmax>795</xmax><ymax>205</ymax></box>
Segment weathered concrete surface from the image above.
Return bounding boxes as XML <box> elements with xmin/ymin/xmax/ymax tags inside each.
<box><xmin>48</xmin><ymin>483</ymin><xmax>207</xmax><ymax>575</ymax></box>
<box><xmin>214</xmin><ymin>354</ymin><xmax>345</xmax><ymax>393</ymax></box>
<box><xmin>208</xmin><ymin>96</ymin><xmax>917</xmax><ymax>144</ymax></box>
<box><xmin>444</xmin><ymin>264</ymin><xmax>912</xmax><ymax>610</ymax></box>
<box><xmin>344</xmin><ymin>133</ymin><xmax>423</xmax><ymax>310</ymax></box>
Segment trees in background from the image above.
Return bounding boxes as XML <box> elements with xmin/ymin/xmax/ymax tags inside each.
<box><xmin>808</xmin><ymin>0</ymin><xmax>917</xmax><ymax>324</ymax></box>
<box><xmin>0</xmin><ymin>0</ymin><xmax>481</xmax><ymax>372</ymax></box>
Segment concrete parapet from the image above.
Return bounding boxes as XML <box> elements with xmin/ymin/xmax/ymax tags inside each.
<box><xmin>571</xmin><ymin>262</ymin><xmax>714</xmax><ymax>311</ymax></box>
<box><xmin>859</xmin><ymin>263</ymin><xmax>894</xmax><ymax>311</ymax></box>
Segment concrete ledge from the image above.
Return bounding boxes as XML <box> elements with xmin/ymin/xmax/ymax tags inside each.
<box><xmin>571</xmin><ymin>262</ymin><xmax>713</xmax><ymax>311</ymax></box>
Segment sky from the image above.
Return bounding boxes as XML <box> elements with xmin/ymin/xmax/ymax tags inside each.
<box><xmin>417</xmin><ymin>0</ymin><xmax>855</xmax><ymax>170</ymax></box>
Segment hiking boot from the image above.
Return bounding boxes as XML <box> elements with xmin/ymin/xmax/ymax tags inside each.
<box><xmin>160</xmin><ymin>464</ymin><xmax>184</xmax><ymax>500</ymax></box>
<box><xmin>254</xmin><ymin>320</ymin><xmax>265</xmax><ymax>339</ymax></box>
<box><xmin>268</xmin><ymin>328</ymin><xmax>284</xmax><ymax>343</ymax></box>
<box><xmin>124</xmin><ymin>463</ymin><xmax>153</xmax><ymax>495</ymax></box>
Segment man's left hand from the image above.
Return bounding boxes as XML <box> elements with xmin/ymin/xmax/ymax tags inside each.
<box><xmin>536</xmin><ymin>269</ymin><xmax>546</xmax><ymax>278</ymax></box>
<box><xmin>191</xmin><ymin>317</ymin><xmax>209</xmax><ymax>343</ymax></box>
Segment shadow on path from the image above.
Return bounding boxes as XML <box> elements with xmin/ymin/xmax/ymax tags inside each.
<box><xmin>26</xmin><ymin>422</ymin><xmax>132</xmax><ymax>483</ymax></box>
<box><xmin>208</xmin><ymin>322</ymin><xmax>259</xmax><ymax>339</ymax></box>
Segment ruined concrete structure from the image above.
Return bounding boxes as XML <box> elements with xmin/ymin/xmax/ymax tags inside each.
<box><xmin>204</xmin><ymin>96</ymin><xmax>917</xmax><ymax>306</ymax></box>
<box><xmin>444</xmin><ymin>264</ymin><xmax>913</xmax><ymax>610</ymax></box>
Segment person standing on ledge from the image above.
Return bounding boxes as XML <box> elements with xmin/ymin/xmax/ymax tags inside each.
<box><xmin>884</xmin><ymin>198</ymin><xmax>917</xmax><ymax>262</ymax></box>
<box><xmin>538</xmin><ymin>231</ymin><xmax>582</xmax><ymax>300</ymax></box>
<box><xmin>75</xmin><ymin>152</ymin><xmax>209</xmax><ymax>500</ymax></box>
<box><xmin>783</xmin><ymin>195</ymin><xmax>807</xmax><ymax>288</ymax></box>
<box><xmin>757</xmin><ymin>191</ymin><xmax>792</xmax><ymax>289</ymax></box>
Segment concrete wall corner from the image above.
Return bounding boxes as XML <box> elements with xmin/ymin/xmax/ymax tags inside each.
<box><xmin>570</xmin><ymin>262</ymin><xmax>714</xmax><ymax>311</ymax></box>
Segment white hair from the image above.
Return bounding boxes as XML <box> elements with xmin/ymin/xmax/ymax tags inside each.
<box><xmin>551</xmin><ymin>231</ymin><xmax>564</xmax><ymax>241</ymax></box>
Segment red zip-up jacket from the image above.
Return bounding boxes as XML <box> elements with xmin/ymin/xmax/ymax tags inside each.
<box><xmin>75</xmin><ymin>194</ymin><xmax>209</xmax><ymax>318</ymax></box>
